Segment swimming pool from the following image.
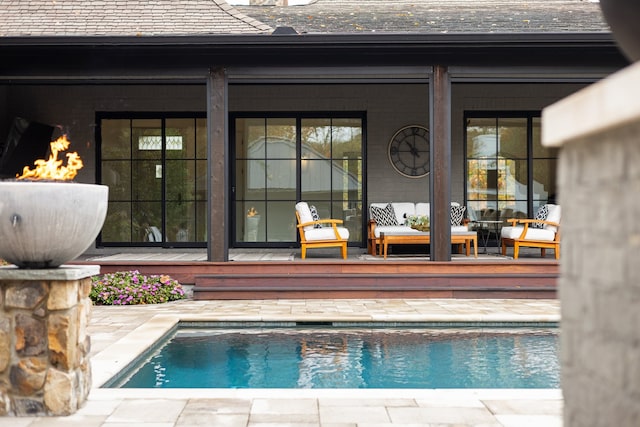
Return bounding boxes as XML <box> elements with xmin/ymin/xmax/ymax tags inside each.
<box><xmin>105</xmin><ymin>323</ymin><xmax>559</xmax><ymax>389</ymax></box>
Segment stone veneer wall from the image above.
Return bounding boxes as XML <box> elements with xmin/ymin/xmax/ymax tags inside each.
<box><xmin>0</xmin><ymin>266</ymin><xmax>97</xmax><ymax>416</ymax></box>
<box><xmin>543</xmin><ymin>62</ymin><xmax>640</xmax><ymax>426</ymax></box>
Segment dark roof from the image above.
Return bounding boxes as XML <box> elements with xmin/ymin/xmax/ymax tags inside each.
<box><xmin>0</xmin><ymin>0</ymin><xmax>272</xmax><ymax>37</ymax></box>
<box><xmin>237</xmin><ymin>0</ymin><xmax>609</xmax><ymax>34</ymax></box>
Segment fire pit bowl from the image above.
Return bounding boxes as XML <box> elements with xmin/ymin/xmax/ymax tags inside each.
<box><xmin>0</xmin><ymin>181</ymin><xmax>108</xmax><ymax>268</ymax></box>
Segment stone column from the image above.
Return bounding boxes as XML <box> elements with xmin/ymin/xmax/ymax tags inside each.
<box><xmin>0</xmin><ymin>265</ymin><xmax>99</xmax><ymax>416</ymax></box>
<box><xmin>543</xmin><ymin>62</ymin><xmax>640</xmax><ymax>426</ymax></box>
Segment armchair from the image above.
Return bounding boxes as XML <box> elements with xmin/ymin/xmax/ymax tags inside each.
<box><xmin>500</xmin><ymin>204</ymin><xmax>561</xmax><ymax>259</ymax></box>
<box><xmin>295</xmin><ymin>202</ymin><xmax>349</xmax><ymax>259</ymax></box>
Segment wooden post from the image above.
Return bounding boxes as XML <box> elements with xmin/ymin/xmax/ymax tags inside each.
<box><xmin>207</xmin><ymin>67</ymin><xmax>229</xmax><ymax>262</ymax></box>
<box><xmin>430</xmin><ymin>65</ymin><xmax>452</xmax><ymax>261</ymax></box>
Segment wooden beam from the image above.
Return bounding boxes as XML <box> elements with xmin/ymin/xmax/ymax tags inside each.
<box><xmin>207</xmin><ymin>67</ymin><xmax>229</xmax><ymax>261</ymax></box>
<box><xmin>430</xmin><ymin>65</ymin><xmax>452</xmax><ymax>261</ymax></box>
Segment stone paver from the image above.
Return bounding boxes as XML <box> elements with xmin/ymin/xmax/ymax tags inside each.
<box><xmin>4</xmin><ymin>298</ymin><xmax>562</xmax><ymax>426</ymax></box>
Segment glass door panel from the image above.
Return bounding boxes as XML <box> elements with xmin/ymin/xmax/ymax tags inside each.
<box><xmin>266</xmin><ymin>201</ymin><xmax>296</xmax><ymax>242</ymax></box>
<box><xmin>164</xmin><ymin>118</ymin><xmax>202</xmax><ymax>244</ymax></box>
<box><xmin>132</xmin><ymin>201</ymin><xmax>162</xmax><ymax>243</ymax></box>
<box><xmin>100</xmin><ymin>116</ymin><xmax>206</xmax><ymax>246</ymax></box>
<box><xmin>131</xmin><ymin>119</ymin><xmax>163</xmax><ymax>242</ymax></box>
<box><xmin>233</xmin><ymin>115</ymin><xmax>364</xmax><ymax>246</ymax></box>
<box><xmin>101</xmin><ymin>119</ymin><xmax>131</xmax><ymax>159</ymax></box>
<box><xmin>266</xmin><ymin>159</ymin><xmax>296</xmax><ymax>200</ymax></box>
<box><xmin>101</xmin><ymin>201</ymin><xmax>132</xmax><ymax>243</ymax></box>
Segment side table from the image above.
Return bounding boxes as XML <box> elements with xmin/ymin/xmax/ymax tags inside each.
<box><xmin>474</xmin><ymin>220</ymin><xmax>503</xmax><ymax>253</ymax></box>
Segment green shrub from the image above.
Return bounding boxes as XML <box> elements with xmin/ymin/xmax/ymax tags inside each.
<box><xmin>90</xmin><ymin>270</ymin><xmax>186</xmax><ymax>305</ymax></box>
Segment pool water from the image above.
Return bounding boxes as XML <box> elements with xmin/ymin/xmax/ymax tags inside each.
<box><xmin>110</xmin><ymin>327</ymin><xmax>559</xmax><ymax>389</ymax></box>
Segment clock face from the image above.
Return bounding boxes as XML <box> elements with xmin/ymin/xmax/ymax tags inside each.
<box><xmin>388</xmin><ymin>125</ymin><xmax>430</xmax><ymax>178</ymax></box>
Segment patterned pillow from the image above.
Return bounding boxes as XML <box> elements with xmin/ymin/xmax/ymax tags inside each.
<box><xmin>531</xmin><ymin>204</ymin><xmax>549</xmax><ymax>229</ymax></box>
<box><xmin>371</xmin><ymin>203</ymin><xmax>398</xmax><ymax>226</ymax></box>
<box><xmin>450</xmin><ymin>205</ymin><xmax>466</xmax><ymax>226</ymax></box>
<box><xmin>309</xmin><ymin>205</ymin><xmax>322</xmax><ymax>228</ymax></box>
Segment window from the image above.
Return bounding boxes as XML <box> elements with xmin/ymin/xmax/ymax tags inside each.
<box><xmin>465</xmin><ymin>113</ymin><xmax>557</xmax><ymax>223</ymax></box>
<box><xmin>233</xmin><ymin>114</ymin><xmax>364</xmax><ymax>246</ymax></box>
<box><xmin>98</xmin><ymin>115</ymin><xmax>207</xmax><ymax>246</ymax></box>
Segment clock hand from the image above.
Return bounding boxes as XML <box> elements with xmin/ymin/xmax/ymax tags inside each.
<box><xmin>406</xmin><ymin>140</ymin><xmax>420</xmax><ymax>157</ymax></box>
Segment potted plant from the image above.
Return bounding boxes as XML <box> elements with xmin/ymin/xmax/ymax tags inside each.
<box><xmin>406</xmin><ymin>214</ymin><xmax>430</xmax><ymax>232</ymax></box>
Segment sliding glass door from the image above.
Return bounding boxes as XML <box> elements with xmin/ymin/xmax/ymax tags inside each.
<box><xmin>233</xmin><ymin>114</ymin><xmax>364</xmax><ymax>246</ymax></box>
<box><xmin>99</xmin><ymin>115</ymin><xmax>207</xmax><ymax>246</ymax></box>
<box><xmin>465</xmin><ymin>112</ymin><xmax>557</xmax><ymax>223</ymax></box>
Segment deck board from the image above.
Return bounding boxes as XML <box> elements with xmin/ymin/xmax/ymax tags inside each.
<box><xmin>72</xmin><ymin>249</ymin><xmax>558</xmax><ymax>300</ymax></box>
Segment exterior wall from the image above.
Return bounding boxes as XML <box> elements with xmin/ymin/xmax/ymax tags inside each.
<box><xmin>543</xmin><ymin>63</ymin><xmax>640</xmax><ymax>427</ymax></box>
<box><xmin>0</xmin><ymin>81</ymin><xmax>588</xmax><ymax>248</ymax></box>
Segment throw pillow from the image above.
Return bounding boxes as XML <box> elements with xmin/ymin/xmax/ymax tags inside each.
<box><xmin>309</xmin><ymin>205</ymin><xmax>322</xmax><ymax>228</ymax></box>
<box><xmin>450</xmin><ymin>205</ymin><xmax>466</xmax><ymax>226</ymax></box>
<box><xmin>371</xmin><ymin>203</ymin><xmax>398</xmax><ymax>226</ymax></box>
<box><xmin>531</xmin><ymin>204</ymin><xmax>548</xmax><ymax>229</ymax></box>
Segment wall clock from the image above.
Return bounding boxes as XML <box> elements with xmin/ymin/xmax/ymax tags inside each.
<box><xmin>387</xmin><ymin>125</ymin><xmax>430</xmax><ymax>178</ymax></box>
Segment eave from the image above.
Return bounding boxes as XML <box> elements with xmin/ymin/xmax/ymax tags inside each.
<box><xmin>0</xmin><ymin>32</ymin><xmax>628</xmax><ymax>83</ymax></box>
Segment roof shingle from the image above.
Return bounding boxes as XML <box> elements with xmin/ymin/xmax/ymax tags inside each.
<box><xmin>0</xmin><ymin>0</ymin><xmax>272</xmax><ymax>37</ymax></box>
<box><xmin>237</xmin><ymin>0</ymin><xmax>609</xmax><ymax>34</ymax></box>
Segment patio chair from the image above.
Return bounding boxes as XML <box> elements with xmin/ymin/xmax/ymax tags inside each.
<box><xmin>500</xmin><ymin>204</ymin><xmax>561</xmax><ymax>259</ymax></box>
<box><xmin>295</xmin><ymin>202</ymin><xmax>349</xmax><ymax>259</ymax></box>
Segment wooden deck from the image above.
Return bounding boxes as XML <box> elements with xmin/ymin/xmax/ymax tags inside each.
<box><xmin>72</xmin><ymin>249</ymin><xmax>558</xmax><ymax>299</ymax></box>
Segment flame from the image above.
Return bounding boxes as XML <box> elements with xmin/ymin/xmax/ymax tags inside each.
<box><xmin>16</xmin><ymin>135</ymin><xmax>83</xmax><ymax>181</ymax></box>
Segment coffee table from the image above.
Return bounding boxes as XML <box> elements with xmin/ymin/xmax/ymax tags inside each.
<box><xmin>380</xmin><ymin>231</ymin><xmax>478</xmax><ymax>259</ymax></box>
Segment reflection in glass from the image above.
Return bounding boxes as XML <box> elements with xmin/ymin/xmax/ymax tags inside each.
<box><xmin>466</xmin><ymin>114</ymin><xmax>557</xmax><ymax>222</ymax></box>
<box><xmin>267</xmin><ymin>118</ymin><xmax>296</xmax><ymax>158</ymax></box>
<box><xmin>267</xmin><ymin>159</ymin><xmax>296</xmax><ymax>200</ymax></box>
<box><xmin>101</xmin><ymin>202</ymin><xmax>131</xmax><ymax>242</ymax></box>
<box><xmin>466</xmin><ymin>118</ymin><xmax>497</xmax><ymax>158</ymax></box>
<box><xmin>497</xmin><ymin>118</ymin><xmax>527</xmax><ymax>159</ymax></box>
<box><xmin>102</xmin><ymin>160</ymin><xmax>131</xmax><ymax>201</ymax></box>
<box><xmin>132</xmin><ymin>201</ymin><xmax>162</xmax><ymax>243</ymax></box>
<box><xmin>101</xmin><ymin>119</ymin><xmax>131</xmax><ymax>159</ymax></box>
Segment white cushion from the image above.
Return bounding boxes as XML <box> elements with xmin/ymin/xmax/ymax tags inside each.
<box><xmin>501</xmin><ymin>226</ymin><xmax>555</xmax><ymax>241</ymax></box>
<box><xmin>415</xmin><ymin>203</ymin><xmax>430</xmax><ymax>217</ymax></box>
<box><xmin>451</xmin><ymin>225</ymin><xmax>469</xmax><ymax>233</ymax></box>
<box><xmin>390</xmin><ymin>202</ymin><xmax>416</xmax><ymax>225</ymax></box>
<box><xmin>295</xmin><ymin>202</ymin><xmax>315</xmax><ymax>231</ymax></box>
<box><xmin>304</xmin><ymin>226</ymin><xmax>349</xmax><ymax>241</ymax></box>
<box><xmin>374</xmin><ymin>225</ymin><xmax>420</xmax><ymax>238</ymax></box>
<box><xmin>544</xmin><ymin>204</ymin><xmax>561</xmax><ymax>233</ymax></box>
